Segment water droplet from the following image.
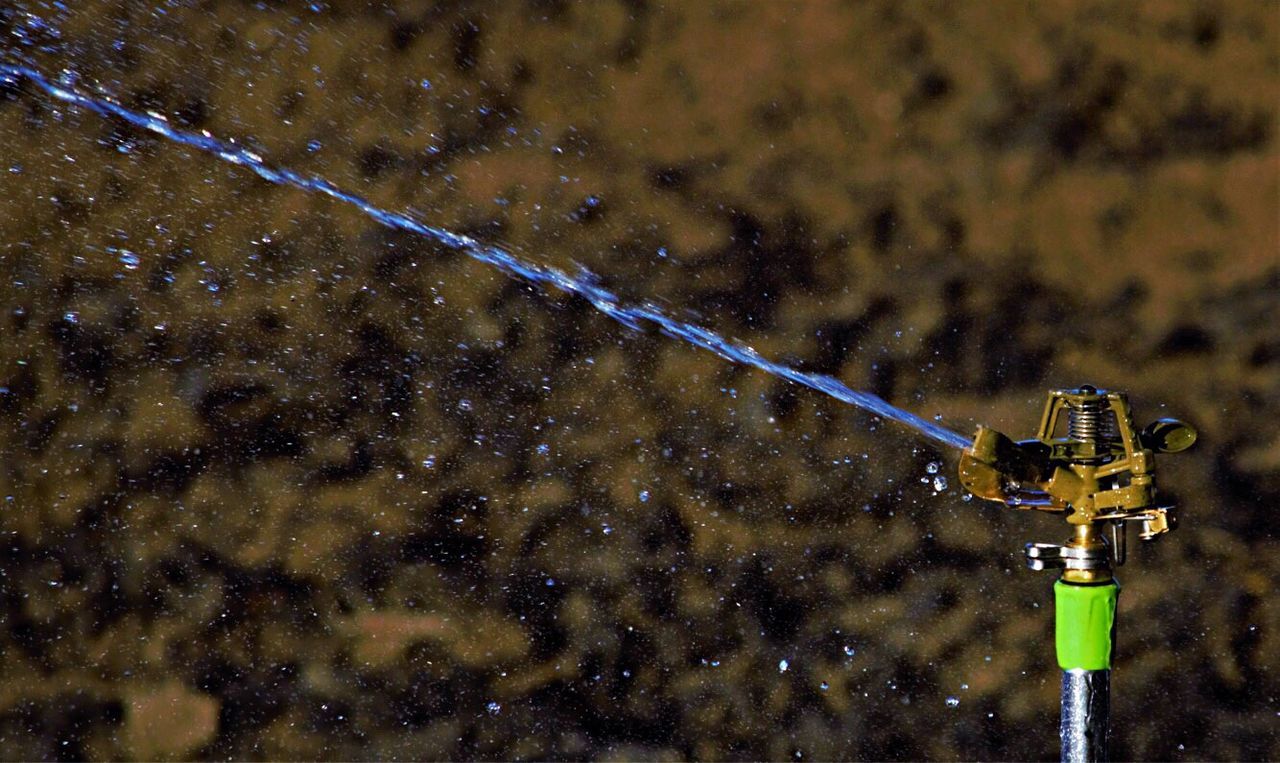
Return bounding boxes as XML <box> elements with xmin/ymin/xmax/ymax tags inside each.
<box><xmin>457</xmin><ymin>399</ymin><xmax>473</xmax><ymax>412</ymax></box>
<box><xmin>778</xmin><ymin>659</ymin><xmax>789</xmax><ymax>673</ymax></box>
<box><xmin>62</xmin><ymin>311</ymin><xmax>79</xmax><ymax>324</ymax></box>
<box><xmin>932</xmin><ymin>476</ymin><xmax>948</xmax><ymax>492</ymax></box>
<box><xmin>485</xmin><ymin>701</ymin><xmax>501</xmax><ymax>716</ymax></box>
<box><xmin>118</xmin><ymin>250</ymin><xmax>140</xmax><ymax>270</ymax></box>
<box><xmin>639</xmin><ymin>490</ymin><xmax>650</xmax><ymax>503</ymax></box>
<box><xmin>420</xmin><ymin>78</ymin><xmax>432</xmax><ymax>90</ymax></box>
<box><xmin>421</xmin><ymin>455</ymin><xmax>436</xmax><ymax>469</ymax></box>
<box><xmin>536</xmin><ymin>443</ymin><xmax>550</xmax><ymax>456</ymax></box>
<box><xmin>819</xmin><ymin>681</ymin><xmax>829</xmax><ymax>691</ymax></box>
<box><xmin>545</xmin><ymin>578</ymin><xmax>556</xmax><ymax>587</ymax></box>
<box><xmin>926</xmin><ymin>461</ymin><xmax>940</xmax><ymax>474</ymax></box>
<box><xmin>945</xmin><ymin>696</ymin><xmax>960</xmax><ymax>708</ymax></box>
<box><xmin>843</xmin><ymin>645</ymin><xmax>856</xmax><ymax>657</ymax></box>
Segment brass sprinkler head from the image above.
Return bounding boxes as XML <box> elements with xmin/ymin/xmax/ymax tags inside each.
<box><xmin>958</xmin><ymin>386</ymin><xmax>1196</xmax><ymax>583</ymax></box>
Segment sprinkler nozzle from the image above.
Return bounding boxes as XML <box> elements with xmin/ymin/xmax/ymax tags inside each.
<box><xmin>958</xmin><ymin>386</ymin><xmax>1195</xmax><ymax>578</ymax></box>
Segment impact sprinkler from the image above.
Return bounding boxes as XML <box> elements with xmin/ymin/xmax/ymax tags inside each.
<box><xmin>958</xmin><ymin>386</ymin><xmax>1196</xmax><ymax>762</ymax></box>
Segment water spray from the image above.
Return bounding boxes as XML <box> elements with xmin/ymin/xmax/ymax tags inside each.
<box><xmin>959</xmin><ymin>385</ymin><xmax>1196</xmax><ymax>762</ymax></box>
<box><xmin>0</xmin><ymin>61</ymin><xmax>968</xmax><ymax>451</ymax></box>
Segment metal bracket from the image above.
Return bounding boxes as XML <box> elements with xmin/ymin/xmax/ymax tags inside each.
<box><xmin>1025</xmin><ymin>542</ymin><xmax>1111</xmax><ymax>572</ymax></box>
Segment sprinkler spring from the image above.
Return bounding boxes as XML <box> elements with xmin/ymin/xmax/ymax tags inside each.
<box><xmin>1065</xmin><ymin>387</ymin><xmax>1118</xmax><ymax>451</ymax></box>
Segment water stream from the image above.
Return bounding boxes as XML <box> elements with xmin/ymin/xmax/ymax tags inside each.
<box><xmin>1</xmin><ymin>61</ymin><xmax>972</xmax><ymax>451</ymax></box>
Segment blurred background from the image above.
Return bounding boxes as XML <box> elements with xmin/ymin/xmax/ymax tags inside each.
<box><xmin>0</xmin><ymin>1</ymin><xmax>1275</xmax><ymax>759</ymax></box>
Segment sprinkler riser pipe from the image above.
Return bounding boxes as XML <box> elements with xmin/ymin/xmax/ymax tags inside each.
<box><xmin>1055</xmin><ymin>579</ymin><xmax>1119</xmax><ymax>762</ymax></box>
<box><xmin>1061</xmin><ymin>669</ymin><xmax>1110</xmax><ymax>763</ymax></box>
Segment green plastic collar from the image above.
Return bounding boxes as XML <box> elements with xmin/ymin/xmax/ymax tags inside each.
<box><xmin>1054</xmin><ymin>580</ymin><xmax>1119</xmax><ymax>670</ymax></box>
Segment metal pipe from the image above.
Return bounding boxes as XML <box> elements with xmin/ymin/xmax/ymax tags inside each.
<box><xmin>1053</xmin><ymin>580</ymin><xmax>1118</xmax><ymax>762</ymax></box>
<box><xmin>1061</xmin><ymin>669</ymin><xmax>1110</xmax><ymax>762</ymax></box>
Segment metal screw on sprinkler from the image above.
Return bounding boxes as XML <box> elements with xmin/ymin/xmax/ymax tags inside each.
<box><xmin>957</xmin><ymin>386</ymin><xmax>1196</xmax><ymax>763</ymax></box>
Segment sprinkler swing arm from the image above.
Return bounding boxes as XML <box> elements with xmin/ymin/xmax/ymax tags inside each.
<box><xmin>957</xmin><ymin>385</ymin><xmax>1195</xmax><ymax>762</ymax></box>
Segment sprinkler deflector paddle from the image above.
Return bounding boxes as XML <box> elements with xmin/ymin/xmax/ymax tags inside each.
<box><xmin>958</xmin><ymin>386</ymin><xmax>1195</xmax><ymax>762</ymax></box>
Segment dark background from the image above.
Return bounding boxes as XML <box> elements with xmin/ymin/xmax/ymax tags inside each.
<box><xmin>0</xmin><ymin>1</ymin><xmax>1276</xmax><ymax>760</ymax></box>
